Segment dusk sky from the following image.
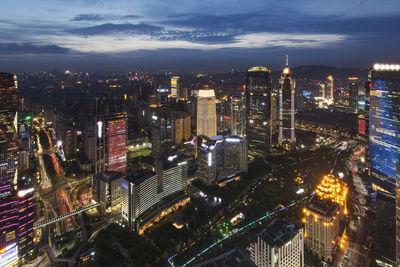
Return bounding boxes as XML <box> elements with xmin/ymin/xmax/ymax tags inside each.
<box><xmin>1</xmin><ymin>0</ymin><xmax>399</xmax><ymax>72</ymax></box>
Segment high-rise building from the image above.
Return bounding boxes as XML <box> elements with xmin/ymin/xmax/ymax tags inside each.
<box><xmin>156</xmin><ymin>88</ymin><xmax>169</xmax><ymax>107</ymax></box>
<box><xmin>327</xmin><ymin>75</ymin><xmax>334</xmax><ymax>101</ymax></box>
<box><xmin>197</xmin><ymin>135</ymin><xmax>247</xmax><ymax>185</ymax></box>
<box><xmin>93</xmin><ymin>171</ymin><xmax>124</xmax><ymax>212</ymax></box>
<box><xmin>279</xmin><ymin>56</ymin><xmax>296</xmax><ymax>151</ymax></box>
<box><xmin>230</xmin><ymin>94</ymin><xmax>245</xmax><ymax>137</ymax></box>
<box><xmin>0</xmin><ymin>73</ymin><xmax>18</xmax><ymax>123</ymax></box>
<box><xmin>0</xmin><ymin>183</ymin><xmax>18</xmax><ymax>267</ymax></box>
<box><xmin>197</xmin><ymin>136</ymin><xmax>224</xmax><ymax>185</ymax></box>
<box><xmin>16</xmin><ymin>175</ymin><xmax>34</xmax><ymax>258</ymax></box>
<box><xmin>246</xmin><ymin>66</ymin><xmax>272</xmax><ymax>157</ymax></box>
<box><xmin>171</xmin><ymin>112</ymin><xmax>191</xmax><ymax>145</ymax></box>
<box><xmin>122</xmin><ymin>156</ymin><xmax>188</xmax><ymax>230</ymax></box>
<box><xmin>369</xmin><ymin>63</ymin><xmax>400</xmax><ymax>193</ymax></box>
<box><xmin>150</xmin><ymin>110</ymin><xmax>172</xmax><ymax>159</ymax></box>
<box><xmin>95</xmin><ymin>113</ymin><xmax>127</xmax><ymax>173</ymax></box>
<box><xmin>249</xmin><ymin>218</ymin><xmax>304</xmax><ymax>267</ymax></box>
<box><xmin>348</xmin><ymin>77</ymin><xmax>359</xmax><ymax>113</ymax></box>
<box><xmin>303</xmin><ymin>174</ymin><xmax>347</xmax><ymax>263</ymax></box>
<box><xmin>0</xmin><ymin>124</ymin><xmax>19</xmax><ymax>267</ymax></box>
<box><xmin>171</xmin><ymin>76</ymin><xmax>180</xmax><ymax>98</ymax></box>
<box><xmin>224</xmin><ymin>136</ymin><xmax>248</xmax><ymax>172</ymax></box>
<box><xmin>197</xmin><ymin>89</ymin><xmax>217</xmax><ymax>137</ymax></box>
<box><xmin>396</xmin><ymin>165</ymin><xmax>400</xmax><ymax>267</ymax></box>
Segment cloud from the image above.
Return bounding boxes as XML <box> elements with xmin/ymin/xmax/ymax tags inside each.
<box><xmin>66</xmin><ymin>23</ymin><xmax>163</xmax><ymax>36</ymax></box>
<box><xmin>70</xmin><ymin>13</ymin><xmax>140</xmax><ymax>22</ymax></box>
<box><xmin>71</xmin><ymin>14</ymin><xmax>107</xmax><ymax>21</ymax></box>
<box><xmin>0</xmin><ymin>43</ymin><xmax>71</xmax><ymax>55</ymax></box>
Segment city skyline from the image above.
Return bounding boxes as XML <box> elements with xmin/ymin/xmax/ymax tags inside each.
<box><xmin>0</xmin><ymin>0</ymin><xmax>399</xmax><ymax>72</ymax></box>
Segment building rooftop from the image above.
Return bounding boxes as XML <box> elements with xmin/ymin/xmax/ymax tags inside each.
<box><xmin>125</xmin><ymin>169</ymin><xmax>156</xmax><ymax>186</ymax></box>
<box><xmin>194</xmin><ymin>247</ymin><xmax>256</xmax><ymax>267</ymax></box>
<box><xmin>258</xmin><ymin>218</ymin><xmax>302</xmax><ymax>248</ymax></box>
<box><xmin>307</xmin><ymin>195</ymin><xmax>340</xmax><ymax>218</ymax></box>
<box><xmin>94</xmin><ymin>171</ymin><xmax>125</xmax><ymax>182</ymax></box>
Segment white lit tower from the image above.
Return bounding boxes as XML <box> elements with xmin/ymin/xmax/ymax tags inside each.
<box><xmin>279</xmin><ymin>55</ymin><xmax>296</xmax><ymax>150</ymax></box>
<box><xmin>197</xmin><ymin>89</ymin><xmax>217</xmax><ymax>137</ymax></box>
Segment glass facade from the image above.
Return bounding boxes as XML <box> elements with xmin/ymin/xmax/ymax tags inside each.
<box><xmin>369</xmin><ymin>66</ymin><xmax>400</xmax><ymax>192</ymax></box>
<box><xmin>279</xmin><ymin>59</ymin><xmax>296</xmax><ymax>151</ymax></box>
<box><xmin>245</xmin><ymin>66</ymin><xmax>272</xmax><ymax>157</ymax></box>
<box><xmin>230</xmin><ymin>94</ymin><xmax>245</xmax><ymax>138</ymax></box>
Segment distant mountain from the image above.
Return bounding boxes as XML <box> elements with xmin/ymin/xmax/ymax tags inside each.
<box><xmin>271</xmin><ymin>65</ymin><xmax>368</xmax><ymax>80</ymax></box>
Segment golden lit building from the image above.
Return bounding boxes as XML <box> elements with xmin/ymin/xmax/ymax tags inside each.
<box><xmin>303</xmin><ymin>174</ymin><xmax>347</xmax><ymax>263</ymax></box>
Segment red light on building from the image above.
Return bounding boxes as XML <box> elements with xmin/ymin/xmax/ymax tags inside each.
<box><xmin>224</xmin><ymin>116</ymin><xmax>231</xmax><ymax>120</ymax></box>
<box><xmin>107</xmin><ymin>119</ymin><xmax>127</xmax><ymax>172</ymax></box>
<box><xmin>358</xmin><ymin>119</ymin><xmax>366</xmax><ymax>135</ymax></box>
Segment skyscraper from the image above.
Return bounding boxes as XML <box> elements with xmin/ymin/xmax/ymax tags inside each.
<box><xmin>369</xmin><ymin>63</ymin><xmax>400</xmax><ymax>193</ymax></box>
<box><xmin>327</xmin><ymin>75</ymin><xmax>334</xmax><ymax>101</ymax></box>
<box><xmin>171</xmin><ymin>76</ymin><xmax>180</xmax><ymax>98</ymax></box>
<box><xmin>150</xmin><ymin>110</ymin><xmax>172</xmax><ymax>159</ymax></box>
<box><xmin>396</xmin><ymin>165</ymin><xmax>400</xmax><ymax>267</ymax></box>
<box><xmin>304</xmin><ymin>174</ymin><xmax>347</xmax><ymax>263</ymax></box>
<box><xmin>249</xmin><ymin>218</ymin><xmax>304</xmax><ymax>267</ymax></box>
<box><xmin>279</xmin><ymin>56</ymin><xmax>296</xmax><ymax>151</ymax></box>
<box><xmin>246</xmin><ymin>66</ymin><xmax>272</xmax><ymax>157</ymax></box>
<box><xmin>95</xmin><ymin>113</ymin><xmax>127</xmax><ymax>173</ymax></box>
<box><xmin>16</xmin><ymin>175</ymin><xmax>34</xmax><ymax>258</ymax></box>
<box><xmin>0</xmin><ymin>73</ymin><xmax>18</xmax><ymax>123</ymax></box>
<box><xmin>197</xmin><ymin>89</ymin><xmax>217</xmax><ymax>137</ymax></box>
<box><xmin>0</xmin><ymin>124</ymin><xmax>19</xmax><ymax>267</ymax></box>
<box><xmin>230</xmin><ymin>94</ymin><xmax>245</xmax><ymax>137</ymax></box>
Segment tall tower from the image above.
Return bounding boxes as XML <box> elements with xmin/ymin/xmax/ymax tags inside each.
<box><xmin>171</xmin><ymin>76</ymin><xmax>180</xmax><ymax>99</ymax></box>
<box><xmin>348</xmin><ymin>77</ymin><xmax>359</xmax><ymax>113</ymax></box>
<box><xmin>230</xmin><ymin>94</ymin><xmax>245</xmax><ymax>137</ymax></box>
<box><xmin>0</xmin><ymin>73</ymin><xmax>18</xmax><ymax>123</ymax></box>
<box><xmin>279</xmin><ymin>56</ymin><xmax>296</xmax><ymax>150</ymax></box>
<box><xmin>95</xmin><ymin>113</ymin><xmax>127</xmax><ymax>173</ymax></box>
<box><xmin>197</xmin><ymin>89</ymin><xmax>217</xmax><ymax>137</ymax></box>
<box><xmin>327</xmin><ymin>75</ymin><xmax>334</xmax><ymax>101</ymax></box>
<box><xmin>246</xmin><ymin>66</ymin><xmax>272</xmax><ymax>157</ymax></box>
<box><xmin>369</xmin><ymin>63</ymin><xmax>400</xmax><ymax>193</ymax></box>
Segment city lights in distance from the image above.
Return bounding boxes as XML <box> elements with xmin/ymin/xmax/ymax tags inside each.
<box><xmin>373</xmin><ymin>64</ymin><xmax>400</xmax><ymax>71</ymax></box>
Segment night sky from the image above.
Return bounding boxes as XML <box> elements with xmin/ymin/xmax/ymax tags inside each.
<box><xmin>0</xmin><ymin>0</ymin><xmax>399</xmax><ymax>72</ymax></box>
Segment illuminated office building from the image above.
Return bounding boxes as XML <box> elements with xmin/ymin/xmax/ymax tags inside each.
<box><xmin>0</xmin><ymin>124</ymin><xmax>19</xmax><ymax>267</ymax></box>
<box><xmin>224</xmin><ymin>136</ymin><xmax>247</xmax><ymax>172</ymax></box>
<box><xmin>304</xmin><ymin>174</ymin><xmax>347</xmax><ymax>263</ymax></box>
<box><xmin>16</xmin><ymin>175</ymin><xmax>34</xmax><ymax>258</ymax></box>
<box><xmin>246</xmin><ymin>66</ymin><xmax>272</xmax><ymax>156</ymax></box>
<box><xmin>156</xmin><ymin>88</ymin><xmax>169</xmax><ymax>107</ymax></box>
<box><xmin>279</xmin><ymin>56</ymin><xmax>296</xmax><ymax>151</ymax></box>
<box><xmin>0</xmin><ymin>73</ymin><xmax>18</xmax><ymax>123</ymax></box>
<box><xmin>230</xmin><ymin>94</ymin><xmax>245</xmax><ymax>137</ymax></box>
<box><xmin>197</xmin><ymin>89</ymin><xmax>217</xmax><ymax>137</ymax></box>
<box><xmin>122</xmin><ymin>155</ymin><xmax>187</xmax><ymax>230</ymax></box>
<box><xmin>369</xmin><ymin>64</ymin><xmax>400</xmax><ymax>193</ymax></box>
<box><xmin>93</xmin><ymin>171</ymin><xmax>124</xmax><ymax>212</ymax></box>
<box><xmin>197</xmin><ymin>135</ymin><xmax>247</xmax><ymax>185</ymax></box>
<box><xmin>327</xmin><ymin>75</ymin><xmax>334</xmax><ymax>101</ymax></box>
<box><xmin>171</xmin><ymin>112</ymin><xmax>191</xmax><ymax>145</ymax></box>
<box><xmin>171</xmin><ymin>76</ymin><xmax>180</xmax><ymax>98</ymax></box>
<box><xmin>150</xmin><ymin>110</ymin><xmax>172</xmax><ymax>159</ymax></box>
<box><xmin>397</xmin><ymin>165</ymin><xmax>400</xmax><ymax>267</ymax></box>
<box><xmin>95</xmin><ymin>113</ymin><xmax>127</xmax><ymax>173</ymax></box>
<box><xmin>249</xmin><ymin>218</ymin><xmax>304</xmax><ymax>267</ymax></box>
